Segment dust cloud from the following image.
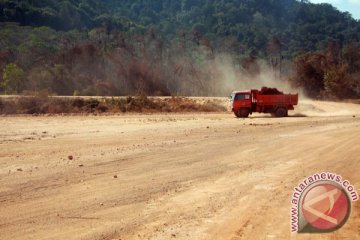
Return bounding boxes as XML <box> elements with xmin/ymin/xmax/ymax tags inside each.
<box><xmin>204</xmin><ymin>53</ymin><xmax>303</xmax><ymax>97</ymax></box>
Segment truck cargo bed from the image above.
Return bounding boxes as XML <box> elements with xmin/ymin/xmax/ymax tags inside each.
<box><xmin>255</xmin><ymin>94</ymin><xmax>298</xmax><ymax>106</ymax></box>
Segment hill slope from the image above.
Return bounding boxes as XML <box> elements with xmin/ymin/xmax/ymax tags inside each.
<box><xmin>0</xmin><ymin>0</ymin><xmax>360</xmax><ymax>98</ymax></box>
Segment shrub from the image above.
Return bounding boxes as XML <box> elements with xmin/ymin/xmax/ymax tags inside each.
<box><xmin>2</xmin><ymin>63</ymin><xmax>25</xmax><ymax>94</ymax></box>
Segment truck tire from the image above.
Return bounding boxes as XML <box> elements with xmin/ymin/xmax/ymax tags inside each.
<box><xmin>275</xmin><ymin>107</ymin><xmax>288</xmax><ymax>117</ymax></box>
<box><xmin>235</xmin><ymin>108</ymin><xmax>250</xmax><ymax>118</ymax></box>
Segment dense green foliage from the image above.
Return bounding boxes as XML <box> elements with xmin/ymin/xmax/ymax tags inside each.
<box><xmin>2</xmin><ymin>0</ymin><xmax>360</xmax><ymax>56</ymax></box>
<box><xmin>0</xmin><ymin>0</ymin><xmax>360</xmax><ymax>98</ymax></box>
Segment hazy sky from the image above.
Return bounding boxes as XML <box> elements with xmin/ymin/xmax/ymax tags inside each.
<box><xmin>309</xmin><ymin>0</ymin><xmax>360</xmax><ymax>19</ymax></box>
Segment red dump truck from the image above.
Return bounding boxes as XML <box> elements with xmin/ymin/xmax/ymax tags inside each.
<box><xmin>230</xmin><ymin>87</ymin><xmax>298</xmax><ymax>118</ymax></box>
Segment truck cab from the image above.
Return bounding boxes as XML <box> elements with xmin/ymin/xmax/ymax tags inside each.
<box><xmin>230</xmin><ymin>91</ymin><xmax>252</xmax><ymax>118</ymax></box>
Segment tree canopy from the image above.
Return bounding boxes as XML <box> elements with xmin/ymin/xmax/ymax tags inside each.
<box><xmin>1</xmin><ymin>0</ymin><xmax>359</xmax><ymax>56</ymax></box>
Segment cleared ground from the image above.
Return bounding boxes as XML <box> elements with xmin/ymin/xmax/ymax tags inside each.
<box><xmin>0</xmin><ymin>100</ymin><xmax>360</xmax><ymax>240</ymax></box>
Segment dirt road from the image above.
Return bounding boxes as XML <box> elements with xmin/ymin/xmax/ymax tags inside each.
<box><xmin>0</xmin><ymin>100</ymin><xmax>360</xmax><ymax>240</ymax></box>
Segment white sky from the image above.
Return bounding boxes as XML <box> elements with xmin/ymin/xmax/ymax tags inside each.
<box><xmin>309</xmin><ymin>0</ymin><xmax>360</xmax><ymax>19</ymax></box>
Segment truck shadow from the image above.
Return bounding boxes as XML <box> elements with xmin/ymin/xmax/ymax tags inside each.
<box><xmin>238</xmin><ymin>113</ymin><xmax>308</xmax><ymax>119</ymax></box>
<box><xmin>288</xmin><ymin>113</ymin><xmax>308</xmax><ymax>117</ymax></box>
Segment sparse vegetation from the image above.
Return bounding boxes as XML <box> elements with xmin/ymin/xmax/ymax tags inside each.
<box><xmin>0</xmin><ymin>95</ymin><xmax>227</xmax><ymax>115</ymax></box>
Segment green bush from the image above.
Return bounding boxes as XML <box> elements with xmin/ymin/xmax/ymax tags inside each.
<box><xmin>2</xmin><ymin>63</ymin><xmax>25</xmax><ymax>94</ymax></box>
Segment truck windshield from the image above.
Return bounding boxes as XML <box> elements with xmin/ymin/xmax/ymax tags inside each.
<box><xmin>235</xmin><ymin>94</ymin><xmax>245</xmax><ymax>100</ymax></box>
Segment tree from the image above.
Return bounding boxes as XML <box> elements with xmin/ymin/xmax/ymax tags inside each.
<box><xmin>2</xmin><ymin>63</ymin><xmax>24</xmax><ymax>94</ymax></box>
<box><xmin>292</xmin><ymin>52</ymin><xmax>326</xmax><ymax>98</ymax></box>
<box><xmin>267</xmin><ymin>36</ymin><xmax>283</xmax><ymax>79</ymax></box>
<box><xmin>323</xmin><ymin>64</ymin><xmax>355</xmax><ymax>99</ymax></box>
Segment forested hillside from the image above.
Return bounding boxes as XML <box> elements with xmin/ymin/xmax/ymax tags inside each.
<box><xmin>1</xmin><ymin>0</ymin><xmax>360</xmax><ymax>98</ymax></box>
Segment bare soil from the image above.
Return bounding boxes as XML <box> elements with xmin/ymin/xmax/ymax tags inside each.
<box><xmin>0</xmin><ymin>100</ymin><xmax>360</xmax><ymax>240</ymax></box>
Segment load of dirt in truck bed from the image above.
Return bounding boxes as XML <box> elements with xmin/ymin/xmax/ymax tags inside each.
<box><xmin>259</xmin><ymin>87</ymin><xmax>284</xmax><ymax>95</ymax></box>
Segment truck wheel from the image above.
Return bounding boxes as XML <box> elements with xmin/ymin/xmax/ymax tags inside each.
<box><xmin>235</xmin><ymin>108</ymin><xmax>250</xmax><ymax>118</ymax></box>
<box><xmin>275</xmin><ymin>107</ymin><xmax>288</xmax><ymax>117</ymax></box>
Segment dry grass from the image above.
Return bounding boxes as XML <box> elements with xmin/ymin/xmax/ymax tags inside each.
<box><xmin>0</xmin><ymin>95</ymin><xmax>227</xmax><ymax>115</ymax></box>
